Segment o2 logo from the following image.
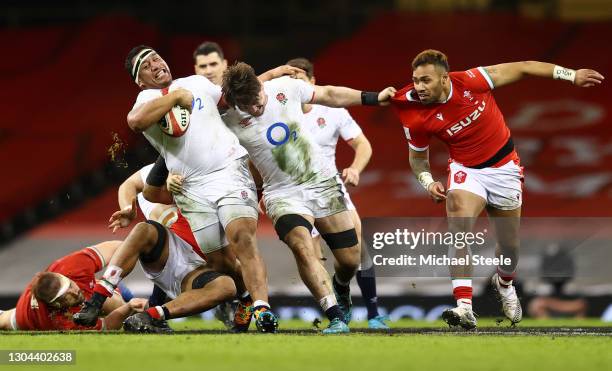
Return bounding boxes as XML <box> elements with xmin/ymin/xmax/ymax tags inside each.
<box><xmin>266</xmin><ymin>122</ymin><xmax>297</xmax><ymax>146</ymax></box>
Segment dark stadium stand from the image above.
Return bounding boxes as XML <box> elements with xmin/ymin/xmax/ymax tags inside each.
<box><xmin>0</xmin><ymin>16</ymin><xmax>240</xmax><ymax>230</ymax></box>
<box><xmin>2</xmin><ymin>12</ymin><xmax>611</xmax><ymax>239</ymax></box>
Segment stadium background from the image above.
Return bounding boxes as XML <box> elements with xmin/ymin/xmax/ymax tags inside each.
<box><xmin>1</xmin><ymin>0</ymin><xmax>612</xmax><ymax>322</ymax></box>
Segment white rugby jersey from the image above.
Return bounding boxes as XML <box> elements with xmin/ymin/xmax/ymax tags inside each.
<box><xmin>222</xmin><ymin>76</ymin><xmax>335</xmax><ymax>191</ymax></box>
<box><xmin>134</xmin><ymin>75</ymin><xmax>247</xmax><ymax>203</ymax></box>
<box><xmin>304</xmin><ymin>105</ymin><xmax>362</xmax><ymax>173</ymax></box>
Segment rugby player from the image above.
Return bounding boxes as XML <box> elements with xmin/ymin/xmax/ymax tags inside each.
<box><xmin>75</xmin><ymin>46</ymin><xmax>299</xmax><ymax>333</ymax></box>
<box><xmin>0</xmin><ymin>241</ymin><xmax>147</xmax><ymax>331</ymax></box>
<box><xmin>221</xmin><ymin>62</ymin><xmax>396</xmax><ymax>333</ymax></box>
<box><xmin>286</xmin><ymin>57</ymin><xmax>389</xmax><ymax>329</ymax></box>
<box><xmin>193</xmin><ymin>41</ymin><xmax>228</xmax><ymax>86</ymax></box>
<box><xmin>390</xmin><ymin>49</ymin><xmax>604</xmax><ymax>329</ymax></box>
<box><xmin>108</xmin><ymin>163</ymin><xmax>236</xmax><ymax>330</ymax></box>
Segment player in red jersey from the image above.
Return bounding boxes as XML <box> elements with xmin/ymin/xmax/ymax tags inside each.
<box><xmin>0</xmin><ymin>241</ymin><xmax>148</xmax><ymax>331</ymax></box>
<box><xmin>391</xmin><ymin>49</ymin><xmax>604</xmax><ymax>329</ymax></box>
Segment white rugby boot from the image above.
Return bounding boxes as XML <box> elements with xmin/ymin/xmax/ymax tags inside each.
<box><xmin>491</xmin><ymin>273</ymin><xmax>523</xmax><ymax>325</ymax></box>
<box><xmin>442</xmin><ymin>304</ymin><xmax>477</xmax><ymax>330</ymax></box>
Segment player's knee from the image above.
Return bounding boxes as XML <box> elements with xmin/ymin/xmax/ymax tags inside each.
<box><xmin>191</xmin><ymin>271</ymin><xmax>236</xmax><ymax>300</ymax></box>
<box><xmin>275</xmin><ymin>214</ymin><xmax>313</xmax><ymax>242</ymax></box>
<box><xmin>228</xmin><ymin>228</ymin><xmax>257</xmax><ymax>252</ymax></box>
<box><xmin>138</xmin><ymin>221</ymin><xmax>167</xmax><ymax>263</ymax></box>
<box><xmin>446</xmin><ymin>192</ymin><xmax>466</xmax><ymax>213</ymax></box>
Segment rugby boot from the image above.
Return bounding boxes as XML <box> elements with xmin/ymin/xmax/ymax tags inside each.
<box><xmin>231</xmin><ymin>299</ymin><xmax>253</xmax><ymax>333</ymax></box>
<box><xmin>123</xmin><ymin>312</ymin><xmax>174</xmax><ymax>334</ymax></box>
<box><xmin>491</xmin><ymin>273</ymin><xmax>523</xmax><ymax>325</ymax></box>
<box><xmin>367</xmin><ymin>315</ymin><xmax>390</xmax><ymax>330</ymax></box>
<box><xmin>442</xmin><ymin>305</ymin><xmax>477</xmax><ymax>330</ymax></box>
<box><xmin>254</xmin><ymin>306</ymin><xmax>279</xmax><ymax>333</ymax></box>
<box><xmin>322</xmin><ymin>318</ymin><xmax>350</xmax><ymax>335</ymax></box>
<box><xmin>215</xmin><ymin>300</ymin><xmax>237</xmax><ymax>330</ymax></box>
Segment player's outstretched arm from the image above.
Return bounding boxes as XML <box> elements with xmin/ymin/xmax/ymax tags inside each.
<box><xmin>484</xmin><ymin>61</ymin><xmax>605</xmax><ymax>89</ymax></box>
<box><xmin>409</xmin><ymin>148</ymin><xmax>446</xmax><ymax>203</ymax></box>
<box><xmin>258</xmin><ymin>65</ymin><xmax>305</xmax><ymax>82</ymax></box>
<box><xmin>312</xmin><ymin>85</ymin><xmax>396</xmax><ymax>107</ymax></box>
<box><xmin>127</xmin><ymin>88</ymin><xmax>193</xmax><ymax>132</ymax></box>
<box><xmin>108</xmin><ymin>170</ymin><xmax>143</xmax><ymax>232</ymax></box>
<box><xmin>343</xmin><ymin>134</ymin><xmax>372</xmax><ymax>187</ymax></box>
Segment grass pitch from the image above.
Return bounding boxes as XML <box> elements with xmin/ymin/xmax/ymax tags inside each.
<box><xmin>2</xmin><ymin>318</ymin><xmax>611</xmax><ymax>371</ymax></box>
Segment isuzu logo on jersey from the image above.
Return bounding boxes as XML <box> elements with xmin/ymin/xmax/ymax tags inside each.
<box><xmin>445</xmin><ymin>100</ymin><xmax>486</xmax><ymax>137</ymax></box>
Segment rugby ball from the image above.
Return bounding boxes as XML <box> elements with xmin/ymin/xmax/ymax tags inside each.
<box><xmin>158</xmin><ymin>86</ymin><xmax>190</xmax><ymax>137</ymax></box>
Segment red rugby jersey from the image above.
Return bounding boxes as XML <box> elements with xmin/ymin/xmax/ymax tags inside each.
<box><xmin>15</xmin><ymin>247</ymin><xmax>105</xmax><ymax>331</ymax></box>
<box><xmin>391</xmin><ymin>67</ymin><xmax>512</xmax><ymax>167</ymax></box>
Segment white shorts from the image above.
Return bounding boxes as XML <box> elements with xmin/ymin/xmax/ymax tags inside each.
<box><xmin>311</xmin><ymin>176</ymin><xmax>356</xmax><ymax>237</ymax></box>
<box><xmin>141</xmin><ymin>229</ymin><xmax>207</xmax><ymax>300</ymax></box>
<box><xmin>174</xmin><ymin>156</ymin><xmax>259</xmax><ymax>254</ymax></box>
<box><xmin>265</xmin><ymin>177</ymin><xmax>347</xmax><ymax>225</ymax></box>
<box><xmin>448</xmin><ymin>159</ymin><xmax>524</xmax><ymax>210</ymax></box>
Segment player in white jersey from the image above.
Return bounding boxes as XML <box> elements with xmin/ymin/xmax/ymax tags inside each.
<box><xmin>221</xmin><ymin>62</ymin><xmax>396</xmax><ymax>334</ymax></box>
<box><xmin>75</xmin><ymin>46</ymin><xmax>293</xmax><ymax>333</ymax></box>
<box><xmin>287</xmin><ymin>58</ymin><xmax>389</xmax><ymax>329</ymax></box>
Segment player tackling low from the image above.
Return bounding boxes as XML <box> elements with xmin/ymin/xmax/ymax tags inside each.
<box><xmin>390</xmin><ymin>49</ymin><xmax>604</xmax><ymax>329</ymax></box>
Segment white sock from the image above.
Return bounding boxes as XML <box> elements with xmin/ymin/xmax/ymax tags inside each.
<box><xmin>319</xmin><ymin>294</ymin><xmax>338</xmax><ymax>311</ymax></box>
<box><xmin>253</xmin><ymin>300</ymin><xmax>270</xmax><ymax>309</ymax></box>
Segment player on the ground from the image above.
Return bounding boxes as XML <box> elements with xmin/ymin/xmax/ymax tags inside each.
<box><xmin>390</xmin><ymin>49</ymin><xmax>604</xmax><ymax>329</ymax></box>
<box><xmin>110</xmin><ymin>163</ymin><xmax>247</xmax><ymax>331</ymax></box>
<box><xmin>74</xmin><ymin>46</ymin><xmax>298</xmax><ymax>333</ymax></box>
<box><xmin>286</xmin><ymin>57</ymin><xmax>388</xmax><ymax>329</ymax></box>
<box><xmin>221</xmin><ymin>62</ymin><xmax>395</xmax><ymax>333</ymax></box>
<box><xmin>193</xmin><ymin>41</ymin><xmax>228</xmax><ymax>86</ymax></box>
<box><xmin>73</xmin><ymin>215</ymin><xmax>237</xmax><ymax>333</ymax></box>
<box><xmin>0</xmin><ymin>242</ymin><xmax>148</xmax><ymax>331</ymax></box>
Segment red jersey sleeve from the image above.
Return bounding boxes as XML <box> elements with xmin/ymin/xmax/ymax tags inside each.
<box><xmin>457</xmin><ymin>67</ymin><xmax>495</xmax><ymax>93</ymax></box>
<box><xmin>390</xmin><ymin>85</ymin><xmax>431</xmax><ymax>151</ymax></box>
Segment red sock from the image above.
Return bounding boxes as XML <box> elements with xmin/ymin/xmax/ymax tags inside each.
<box><xmin>453</xmin><ymin>286</ymin><xmax>473</xmax><ymax>305</ymax></box>
<box><xmin>146</xmin><ymin>306</ymin><xmax>163</xmax><ymax>320</ymax></box>
<box><xmin>497</xmin><ymin>267</ymin><xmax>515</xmax><ymax>288</ymax></box>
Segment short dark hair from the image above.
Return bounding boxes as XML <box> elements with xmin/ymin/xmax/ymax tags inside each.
<box><xmin>412</xmin><ymin>49</ymin><xmax>450</xmax><ymax>72</ymax></box>
<box><xmin>222</xmin><ymin>62</ymin><xmax>261</xmax><ymax>108</ymax></box>
<box><xmin>125</xmin><ymin>44</ymin><xmax>155</xmax><ymax>78</ymax></box>
<box><xmin>193</xmin><ymin>41</ymin><xmax>225</xmax><ymax>62</ymax></box>
<box><xmin>31</xmin><ymin>272</ymin><xmax>62</xmax><ymax>304</ymax></box>
<box><xmin>286</xmin><ymin>57</ymin><xmax>314</xmax><ymax>79</ymax></box>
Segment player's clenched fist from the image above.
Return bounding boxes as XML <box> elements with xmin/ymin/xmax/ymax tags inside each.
<box><xmin>172</xmin><ymin>88</ymin><xmax>194</xmax><ymax>111</ymax></box>
<box><xmin>378</xmin><ymin>87</ymin><xmax>397</xmax><ymax>106</ymax></box>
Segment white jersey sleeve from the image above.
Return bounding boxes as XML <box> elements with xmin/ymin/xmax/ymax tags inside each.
<box><xmin>337</xmin><ymin>108</ymin><xmax>362</xmax><ymax>142</ymax></box>
<box><xmin>189</xmin><ymin>75</ymin><xmax>223</xmax><ymax>104</ymax></box>
<box><xmin>294</xmin><ymin>79</ymin><xmax>315</xmax><ymax>104</ymax></box>
<box><xmin>133</xmin><ymin>89</ymin><xmax>162</xmax><ymax>108</ymax></box>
